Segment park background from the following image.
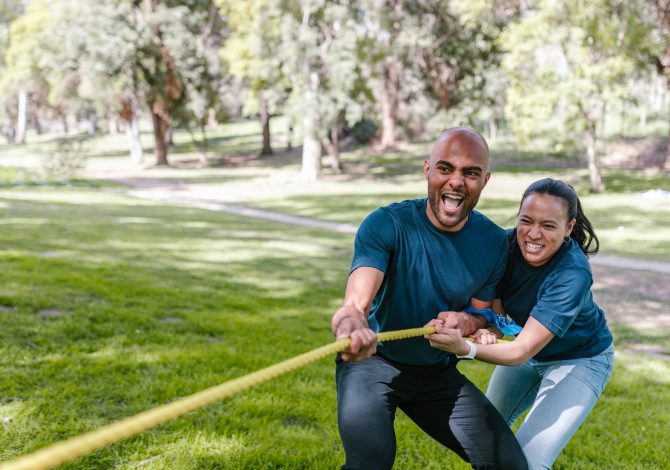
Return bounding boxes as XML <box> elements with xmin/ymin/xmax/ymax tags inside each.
<box><xmin>0</xmin><ymin>0</ymin><xmax>669</xmax><ymax>468</ymax></box>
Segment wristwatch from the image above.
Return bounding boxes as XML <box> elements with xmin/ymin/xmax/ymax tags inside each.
<box><xmin>456</xmin><ymin>341</ymin><xmax>477</xmax><ymax>360</ymax></box>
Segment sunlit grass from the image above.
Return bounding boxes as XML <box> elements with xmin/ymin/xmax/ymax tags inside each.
<box><xmin>0</xmin><ymin>187</ymin><xmax>668</xmax><ymax>468</ymax></box>
<box><xmin>0</xmin><ymin>121</ymin><xmax>669</xmax><ymax>468</ymax></box>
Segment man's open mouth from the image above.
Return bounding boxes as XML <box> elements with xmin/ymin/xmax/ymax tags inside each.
<box><xmin>441</xmin><ymin>193</ymin><xmax>464</xmax><ymax>212</ymax></box>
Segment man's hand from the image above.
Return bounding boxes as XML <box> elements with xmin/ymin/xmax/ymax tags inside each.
<box><xmin>334</xmin><ymin>316</ymin><xmax>377</xmax><ymax>362</ymax></box>
<box><xmin>437</xmin><ymin>311</ymin><xmax>486</xmax><ymax>337</ymax></box>
<box><xmin>471</xmin><ymin>328</ymin><xmax>498</xmax><ymax>345</ymax></box>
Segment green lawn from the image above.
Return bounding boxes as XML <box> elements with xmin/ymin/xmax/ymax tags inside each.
<box><xmin>0</xmin><ymin>186</ymin><xmax>668</xmax><ymax>469</ymax></box>
<box><xmin>1</xmin><ymin>123</ymin><xmax>669</xmax><ymax>468</ymax></box>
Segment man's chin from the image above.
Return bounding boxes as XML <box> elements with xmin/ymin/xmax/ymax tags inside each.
<box><xmin>437</xmin><ymin>212</ymin><xmax>467</xmax><ymax>230</ymax></box>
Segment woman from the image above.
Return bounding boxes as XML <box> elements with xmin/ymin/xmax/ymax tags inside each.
<box><xmin>426</xmin><ymin>178</ymin><xmax>614</xmax><ymax>469</ymax></box>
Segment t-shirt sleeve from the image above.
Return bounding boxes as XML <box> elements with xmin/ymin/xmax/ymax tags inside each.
<box><xmin>530</xmin><ymin>267</ymin><xmax>591</xmax><ymax>338</ymax></box>
<box><xmin>350</xmin><ymin>208</ymin><xmax>396</xmax><ymax>275</ymax></box>
<box><xmin>474</xmin><ymin>234</ymin><xmax>509</xmax><ymax>302</ymax></box>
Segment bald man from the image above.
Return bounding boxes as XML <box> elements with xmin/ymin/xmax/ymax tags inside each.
<box><xmin>331</xmin><ymin>128</ymin><xmax>527</xmax><ymax>469</ymax></box>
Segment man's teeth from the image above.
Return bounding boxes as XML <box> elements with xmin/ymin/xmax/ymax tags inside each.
<box><xmin>526</xmin><ymin>242</ymin><xmax>543</xmax><ymax>250</ymax></box>
<box><xmin>443</xmin><ymin>194</ymin><xmax>463</xmax><ymax>200</ymax></box>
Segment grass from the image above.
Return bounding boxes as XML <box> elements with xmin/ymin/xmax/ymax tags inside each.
<box><xmin>0</xmin><ymin>121</ymin><xmax>669</xmax><ymax>468</ymax></box>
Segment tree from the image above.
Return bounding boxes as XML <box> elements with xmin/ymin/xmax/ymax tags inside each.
<box><xmin>0</xmin><ymin>0</ymin><xmax>50</xmax><ymax>143</ymax></box>
<box><xmin>220</xmin><ymin>0</ymin><xmax>287</xmax><ymax>156</ymax></box>
<box><xmin>644</xmin><ymin>0</ymin><xmax>670</xmax><ymax>169</ymax></box>
<box><xmin>279</xmin><ymin>0</ymin><xmax>368</xmax><ymax>180</ymax></box>
<box><xmin>0</xmin><ymin>0</ymin><xmax>24</xmax><ymax>142</ymax></box>
<box><xmin>501</xmin><ymin>0</ymin><xmax>648</xmax><ymax>192</ymax></box>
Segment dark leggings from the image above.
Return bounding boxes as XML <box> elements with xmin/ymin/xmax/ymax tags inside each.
<box><xmin>336</xmin><ymin>355</ymin><xmax>527</xmax><ymax>470</ymax></box>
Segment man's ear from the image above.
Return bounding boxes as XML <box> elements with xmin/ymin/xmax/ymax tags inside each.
<box><xmin>423</xmin><ymin>160</ymin><xmax>430</xmax><ymax>179</ymax></box>
<box><xmin>483</xmin><ymin>171</ymin><xmax>491</xmax><ymax>187</ymax></box>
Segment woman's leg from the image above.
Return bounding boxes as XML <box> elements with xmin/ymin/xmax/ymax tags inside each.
<box><xmin>515</xmin><ymin>345</ymin><xmax>615</xmax><ymax>469</ymax></box>
<box><xmin>486</xmin><ymin>361</ymin><xmax>542</xmax><ymax>426</ymax></box>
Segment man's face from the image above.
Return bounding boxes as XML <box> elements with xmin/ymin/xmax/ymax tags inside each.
<box><xmin>423</xmin><ymin>132</ymin><xmax>491</xmax><ymax>232</ymax></box>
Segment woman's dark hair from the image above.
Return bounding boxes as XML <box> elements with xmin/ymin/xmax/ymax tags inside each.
<box><xmin>520</xmin><ymin>178</ymin><xmax>599</xmax><ymax>256</ymax></box>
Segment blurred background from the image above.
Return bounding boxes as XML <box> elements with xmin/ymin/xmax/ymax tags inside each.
<box><xmin>1</xmin><ymin>0</ymin><xmax>669</xmax><ymax>184</ymax></box>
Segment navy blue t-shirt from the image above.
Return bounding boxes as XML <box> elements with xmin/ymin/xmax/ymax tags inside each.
<box><xmin>497</xmin><ymin>229</ymin><xmax>613</xmax><ymax>361</ymax></box>
<box><xmin>351</xmin><ymin>198</ymin><xmax>508</xmax><ymax>366</ymax></box>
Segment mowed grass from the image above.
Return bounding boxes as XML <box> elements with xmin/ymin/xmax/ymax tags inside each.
<box><xmin>1</xmin><ymin>122</ymin><xmax>669</xmax><ymax>468</ymax></box>
<box><xmin>0</xmin><ymin>186</ymin><xmax>668</xmax><ymax>469</ymax></box>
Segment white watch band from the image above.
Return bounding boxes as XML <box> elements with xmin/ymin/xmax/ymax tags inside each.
<box><xmin>456</xmin><ymin>341</ymin><xmax>477</xmax><ymax>359</ymax></box>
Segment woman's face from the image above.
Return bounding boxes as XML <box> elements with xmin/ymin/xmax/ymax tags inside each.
<box><xmin>516</xmin><ymin>193</ymin><xmax>576</xmax><ymax>267</ymax></box>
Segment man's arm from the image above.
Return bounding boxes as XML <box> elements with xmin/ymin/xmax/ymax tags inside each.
<box><xmin>331</xmin><ymin>266</ymin><xmax>384</xmax><ymax>362</ymax></box>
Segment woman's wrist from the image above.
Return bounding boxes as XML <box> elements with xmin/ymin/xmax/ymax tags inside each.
<box><xmin>456</xmin><ymin>341</ymin><xmax>477</xmax><ymax>359</ymax></box>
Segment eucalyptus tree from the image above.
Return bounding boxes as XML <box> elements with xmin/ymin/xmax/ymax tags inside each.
<box><xmin>501</xmin><ymin>0</ymin><xmax>649</xmax><ymax>192</ymax></box>
<box><xmin>0</xmin><ymin>0</ymin><xmax>47</xmax><ymax>143</ymax></box>
<box><xmin>279</xmin><ymin>0</ymin><xmax>368</xmax><ymax>180</ymax></box>
<box><xmin>0</xmin><ymin>0</ymin><xmax>24</xmax><ymax>141</ymax></box>
<box><xmin>219</xmin><ymin>0</ymin><xmax>287</xmax><ymax>156</ymax></box>
<box><xmin>359</xmin><ymin>0</ymin><xmax>511</xmax><ymax>148</ymax></box>
<box><xmin>643</xmin><ymin>0</ymin><xmax>670</xmax><ymax>169</ymax></box>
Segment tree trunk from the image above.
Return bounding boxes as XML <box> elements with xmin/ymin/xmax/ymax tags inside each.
<box><xmin>299</xmin><ymin>6</ymin><xmax>321</xmax><ymax>181</ymax></box>
<box><xmin>151</xmin><ymin>110</ymin><xmax>170</xmax><ymax>166</ymax></box>
<box><xmin>29</xmin><ymin>100</ymin><xmax>42</xmax><ymax>135</ymax></box>
<box><xmin>122</xmin><ymin>98</ymin><xmax>143</xmax><ymax>165</ymax></box>
<box><xmin>259</xmin><ymin>96</ymin><xmax>273</xmax><ymax>156</ymax></box>
<box><xmin>286</xmin><ymin>123</ymin><xmax>293</xmax><ymax>152</ymax></box>
<box><xmin>665</xmin><ymin>78</ymin><xmax>670</xmax><ymax>170</ymax></box>
<box><xmin>586</xmin><ymin>119</ymin><xmax>605</xmax><ymax>193</ymax></box>
<box><xmin>59</xmin><ymin>110</ymin><xmax>69</xmax><ymax>134</ymax></box>
<box><xmin>108</xmin><ymin>109</ymin><xmax>119</xmax><ymax>134</ymax></box>
<box><xmin>199</xmin><ymin>123</ymin><xmax>209</xmax><ymax>167</ymax></box>
<box><xmin>322</xmin><ymin>114</ymin><xmax>343</xmax><ymax>172</ymax></box>
<box><xmin>379</xmin><ymin>57</ymin><xmax>400</xmax><ymax>149</ymax></box>
<box><xmin>16</xmin><ymin>89</ymin><xmax>27</xmax><ymax>144</ymax></box>
<box><xmin>488</xmin><ymin>117</ymin><xmax>497</xmax><ymax>144</ymax></box>
<box><xmin>301</xmin><ymin>77</ymin><xmax>321</xmax><ymax>181</ymax></box>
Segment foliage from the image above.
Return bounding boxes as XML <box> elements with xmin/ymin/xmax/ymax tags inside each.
<box><xmin>500</xmin><ymin>0</ymin><xmax>651</xmax><ymax>147</ymax></box>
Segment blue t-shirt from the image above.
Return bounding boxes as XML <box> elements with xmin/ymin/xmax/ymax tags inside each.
<box><xmin>497</xmin><ymin>229</ymin><xmax>613</xmax><ymax>361</ymax></box>
<box><xmin>351</xmin><ymin>198</ymin><xmax>508</xmax><ymax>366</ymax></box>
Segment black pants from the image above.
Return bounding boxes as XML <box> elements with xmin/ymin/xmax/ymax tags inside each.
<box><xmin>336</xmin><ymin>355</ymin><xmax>527</xmax><ymax>470</ymax></box>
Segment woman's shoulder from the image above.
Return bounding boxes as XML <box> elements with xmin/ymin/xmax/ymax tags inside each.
<box><xmin>543</xmin><ymin>242</ymin><xmax>593</xmax><ymax>288</ymax></box>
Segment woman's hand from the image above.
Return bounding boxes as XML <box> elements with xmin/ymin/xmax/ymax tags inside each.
<box><xmin>471</xmin><ymin>328</ymin><xmax>498</xmax><ymax>345</ymax></box>
<box><xmin>424</xmin><ymin>319</ymin><xmax>470</xmax><ymax>356</ymax></box>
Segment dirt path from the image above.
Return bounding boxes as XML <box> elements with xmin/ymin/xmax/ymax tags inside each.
<box><xmin>108</xmin><ymin>174</ymin><xmax>670</xmax><ymax>359</ymax></box>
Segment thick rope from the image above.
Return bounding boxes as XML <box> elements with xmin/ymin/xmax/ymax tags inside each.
<box><xmin>0</xmin><ymin>326</ymin><xmax>438</xmax><ymax>470</ymax></box>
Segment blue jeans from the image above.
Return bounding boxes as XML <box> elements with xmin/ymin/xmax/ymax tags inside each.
<box><xmin>336</xmin><ymin>354</ymin><xmax>527</xmax><ymax>470</ymax></box>
<box><xmin>485</xmin><ymin>344</ymin><xmax>614</xmax><ymax>470</ymax></box>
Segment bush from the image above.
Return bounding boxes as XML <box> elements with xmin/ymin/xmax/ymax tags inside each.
<box><xmin>349</xmin><ymin>119</ymin><xmax>377</xmax><ymax>144</ymax></box>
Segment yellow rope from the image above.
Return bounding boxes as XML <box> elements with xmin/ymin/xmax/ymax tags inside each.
<box><xmin>0</xmin><ymin>326</ymin><xmax>439</xmax><ymax>470</ymax></box>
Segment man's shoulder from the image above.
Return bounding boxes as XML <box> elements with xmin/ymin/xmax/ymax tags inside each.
<box><xmin>359</xmin><ymin>198</ymin><xmax>424</xmax><ymax>233</ymax></box>
<box><xmin>370</xmin><ymin>198</ymin><xmax>424</xmax><ymax>223</ymax></box>
<box><xmin>383</xmin><ymin>198</ymin><xmax>425</xmax><ymax>214</ymax></box>
<box><xmin>468</xmin><ymin>210</ymin><xmax>506</xmax><ymax>239</ymax></box>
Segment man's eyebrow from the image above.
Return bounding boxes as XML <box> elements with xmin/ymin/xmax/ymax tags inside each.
<box><xmin>435</xmin><ymin>160</ymin><xmax>483</xmax><ymax>172</ymax></box>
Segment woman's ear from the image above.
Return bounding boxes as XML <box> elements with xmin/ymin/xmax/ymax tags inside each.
<box><xmin>566</xmin><ymin>218</ymin><xmax>576</xmax><ymax>237</ymax></box>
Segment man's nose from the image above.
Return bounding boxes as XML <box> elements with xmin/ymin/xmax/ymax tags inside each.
<box><xmin>447</xmin><ymin>171</ymin><xmax>465</xmax><ymax>189</ymax></box>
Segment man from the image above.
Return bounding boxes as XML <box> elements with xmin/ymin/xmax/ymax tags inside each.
<box><xmin>331</xmin><ymin>128</ymin><xmax>527</xmax><ymax>469</ymax></box>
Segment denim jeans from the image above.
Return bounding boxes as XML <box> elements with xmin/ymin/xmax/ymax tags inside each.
<box><xmin>486</xmin><ymin>344</ymin><xmax>615</xmax><ymax>470</ymax></box>
<box><xmin>336</xmin><ymin>354</ymin><xmax>527</xmax><ymax>470</ymax></box>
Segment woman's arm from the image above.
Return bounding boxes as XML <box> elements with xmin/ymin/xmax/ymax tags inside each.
<box><xmin>425</xmin><ymin>316</ymin><xmax>555</xmax><ymax>366</ymax></box>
